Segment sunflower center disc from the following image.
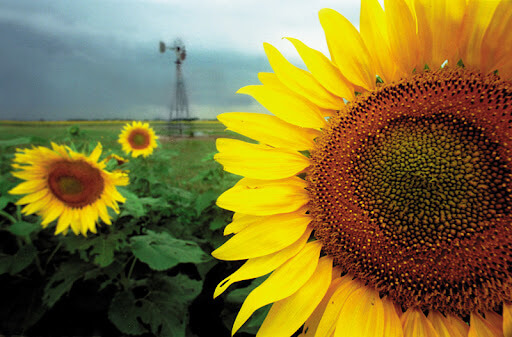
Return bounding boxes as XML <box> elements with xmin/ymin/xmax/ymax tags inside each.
<box><xmin>354</xmin><ymin>116</ymin><xmax>508</xmax><ymax>245</ymax></box>
<box><xmin>308</xmin><ymin>69</ymin><xmax>512</xmax><ymax>315</ymax></box>
<box><xmin>48</xmin><ymin>160</ymin><xmax>105</xmax><ymax>208</ymax></box>
<box><xmin>130</xmin><ymin>131</ymin><xmax>149</xmax><ymax>148</ymax></box>
<box><xmin>57</xmin><ymin>176</ymin><xmax>84</xmax><ymax>195</ymax></box>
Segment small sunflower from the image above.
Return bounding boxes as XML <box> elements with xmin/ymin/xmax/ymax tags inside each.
<box><xmin>118</xmin><ymin>121</ymin><xmax>158</xmax><ymax>158</ymax></box>
<box><xmin>213</xmin><ymin>1</ymin><xmax>512</xmax><ymax>336</ymax></box>
<box><xmin>103</xmin><ymin>153</ymin><xmax>129</xmax><ymax>166</ymax></box>
<box><xmin>9</xmin><ymin>143</ymin><xmax>129</xmax><ymax>236</ymax></box>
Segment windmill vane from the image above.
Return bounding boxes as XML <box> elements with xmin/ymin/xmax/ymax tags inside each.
<box><xmin>159</xmin><ymin>38</ymin><xmax>190</xmax><ymax>122</ymax></box>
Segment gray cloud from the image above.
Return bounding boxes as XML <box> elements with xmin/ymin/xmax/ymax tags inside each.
<box><xmin>0</xmin><ymin>0</ymin><xmax>361</xmax><ymax>120</ymax></box>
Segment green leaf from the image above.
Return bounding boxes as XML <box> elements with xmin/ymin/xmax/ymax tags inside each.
<box><xmin>130</xmin><ymin>230</ymin><xmax>209</xmax><ymax>271</ymax></box>
<box><xmin>8</xmin><ymin>221</ymin><xmax>41</xmax><ymax>237</ymax></box>
<box><xmin>62</xmin><ymin>230</ymin><xmax>125</xmax><ymax>267</ymax></box>
<box><xmin>108</xmin><ymin>291</ymin><xmax>148</xmax><ymax>335</ymax></box>
<box><xmin>140</xmin><ymin>275</ymin><xmax>202</xmax><ymax>337</ymax></box>
<box><xmin>43</xmin><ymin>260</ymin><xmax>92</xmax><ymax>308</ymax></box>
<box><xmin>0</xmin><ymin>244</ymin><xmax>37</xmax><ymax>275</ymax></box>
<box><xmin>209</xmin><ymin>215</ymin><xmax>228</xmax><ymax>231</ymax></box>
<box><xmin>90</xmin><ymin>232</ymin><xmax>125</xmax><ymax>267</ymax></box>
<box><xmin>91</xmin><ymin>239</ymin><xmax>116</xmax><ymax>267</ymax></box>
<box><xmin>194</xmin><ymin>190</ymin><xmax>218</xmax><ymax>215</ymax></box>
<box><xmin>109</xmin><ymin>274</ymin><xmax>202</xmax><ymax>337</ymax></box>
<box><xmin>119</xmin><ymin>188</ymin><xmax>145</xmax><ymax>218</ymax></box>
<box><xmin>0</xmin><ymin>195</ymin><xmax>14</xmax><ymax>210</ymax></box>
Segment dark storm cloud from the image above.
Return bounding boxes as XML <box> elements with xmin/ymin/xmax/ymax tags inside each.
<box><xmin>0</xmin><ymin>0</ymin><xmax>361</xmax><ymax>120</ymax></box>
<box><xmin>0</xmin><ymin>18</ymin><xmax>270</xmax><ymax>120</ymax></box>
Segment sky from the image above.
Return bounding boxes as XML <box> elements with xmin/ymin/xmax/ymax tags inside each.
<box><xmin>0</xmin><ymin>0</ymin><xmax>362</xmax><ymax>121</ymax></box>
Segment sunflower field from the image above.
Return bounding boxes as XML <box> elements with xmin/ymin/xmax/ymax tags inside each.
<box><xmin>0</xmin><ymin>121</ymin><xmax>264</xmax><ymax>336</ymax></box>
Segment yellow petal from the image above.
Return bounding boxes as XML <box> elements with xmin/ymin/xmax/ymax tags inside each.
<box><xmin>480</xmin><ymin>0</ymin><xmax>512</xmax><ymax>74</ymax></box>
<box><xmin>457</xmin><ymin>0</ymin><xmax>499</xmax><ymax>70</ymax></box>
<box><xmin>15</xmin><ymin>188</ymin><xmax>49</xmax><ymax>206</ymax></box>
<box><xmin>258</xmin><ymin>72</ymin><xmax>284</xmax><ymax>89</ymax></box>
<box><xmin>215</xmin><ymin>138</ymin><xmax>310</xmax><ymax>180</ymax></box>
<box><xmin>504</xmin><ymin>303</ymin><xmax>512</xmax><ymax>337</ymax></box>
<box><xmin>213</xmin><ymin>227</ymin><xmax>311</xmax><ymax>298</ymax></box>
<box><xmin>257</xmin><ymin>256</ymin><xmax>333</xmax><ymax>337</ymax></box>
<box><xmin>428</xmin><ymin>311</ymin><xmax>467</xmax><ymax>337</ymax></box>
<box><xmin>484</xmin><ymin>311</ymin><xmax>503</xmax><ymax>334</ymax></box>
<box><xmin>318</xmin><ymin>8</ymin><xmax>376</xmax><ymax>90</ymax></box>
<box><xmin>382</xmin><ymin>297</ymin><xmax>404</xmax><ymax>337</ymax></box>
<box><xmin>97</xmin><ymin>200</ymin><xmax>112</xmax><ymax>225</ymax></box>
<box><xmin>264</xmin><ymin>43</ymin><xmax>344</xmax><ymax>110</ymax></box>
<box><xmin>285</xmin><ymin>37</ymin><xmax>354</xmax><ymax>100</ymax></box>
<box><xmin>301</xmin><ymin>277</ymin><xmax>344</xmax><ymax>337</ymax></box>
<box><xmin>232</xmin><ymin>241</ymin><xmax>322</xmax><ymax>335</ymax></box>
<box><xmin>9</xmin><ymin>179</ymin><xmax>47</xmax><ymax>195</ymax></box>
<box><xmin>69</xmin><ymin>211</ymin><xmax>81</xmax><ymax>235</ymax></box>
<box><xmin>401</xmin><ymin>308</ymin><xmax>439</xmax><ymax>337</ymax></box>
<box><xmin>82</xmin><ymin>205</ymin><xmax>98</xmax><ymax>235</ymax></box>
<box><xmin>55</xmin><ymin>208</ymin><xmax>73</xmax><ymax>235</ymax></box>
<box><xmin>413</xmin><ymin>0</ymin><xmax>466</xmax><ymax>69</ymax></box>
<box><xmin>360</xmin><ymin>0</ymin><xmax>399</xmax><ymax>83</ymax></box>
<box><xmin>385</xmin><ymin>0</ymin><xmax>420</xmax><ymax>75</ymax></box>
<box><xmin>468</xmin><ymin>312</ymin><xmax>504</xmax><ymax>337</ymax></box>
<box><xmin>216</xmin><ymin>177</ymin><xmax>309</xmax><ymax>216</ymax></box>
<box><xmin>217</xmin><ymin>112</ymin><xmax>320</xmax><ymax>151</ymax></box>
<box><xmin>314</xmin><ymin>276</ymin><xmax>362</xmax><ymax>337</ymax></box>
<box><xmin>89</xmin><ymin>143</ymin><xmax>103</xmax><ymax>162</ymax></box>
<box><xmin>445</xmin><ymin>314</ymin><xmax>470</xmax><ymax>337</ymax></box>
<box><xmin>11</xmin><ymin>170</ymin><xmax>45</xmax><ymax>181</ymax></box>
<box><xmin>41</xmin><ymin>201</ymin><xmax>65</xmax><ymax>226</ymax></box>
<box><xmin>21</xmin><ymin>194</ymin><xmax>53</xmax><ymax>215</ymax></box>
<box><xmin>334</xmin><ymin>286</ymin><xmax>385</xmax><ymax>337</ymax></box>
<box><xmin>212</xmin><ymin>211</ymin><xmax>311</xmax><ymax>261</ymax></box>
<box><xmin>224</xmin><ymin>213</ymin><xmax>261</xmax><ymax>235</ymax></box>
<box><xmin>237</xmin><ymin>85</ymin><xmax>326</xmax><ymax>129</ymax></box>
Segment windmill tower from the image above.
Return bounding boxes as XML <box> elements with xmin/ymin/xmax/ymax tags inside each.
<box><xmin>160</xmin><ymin>39</ymin><xmax>190</xmax><ymax>121</ymax></box>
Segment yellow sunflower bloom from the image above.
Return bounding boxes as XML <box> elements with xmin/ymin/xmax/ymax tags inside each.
<box><xmin>213</xmin><ymin>1</ymin><xmax>512</xmax><ymax>336</ymax></box>
<box><xmin>118</xmin><ymin>121</ymin><xmax>158</xmax><ymax>158</ymax></box>
<box><xmin>9</xmin><ymin>143</ymin><xmax>129</xmax><ymax>236</ymax></box>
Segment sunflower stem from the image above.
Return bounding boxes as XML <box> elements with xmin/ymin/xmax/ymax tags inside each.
<box><xmin>34</xmin><ymin>254</ymin><xmax>44</xmax><ymax>276</ymax></box>
<box><xmin>44</xmin><ymin>241</ymin><xmax>62</xmax><ymax>271</ymax></box>
<box><xmin>0</xmin><ymin>210</ymin><xmax>17</xmax><ymax>224</ymax></box>
<box><xmin>16</xmin><ymin>205</ymin><xmax>22</xmax><ymax>222</ymax></box>
<box><xmin>127</xmin><ymin>256</ymin><xmax>137</xmax><ymax>280</ymax></box>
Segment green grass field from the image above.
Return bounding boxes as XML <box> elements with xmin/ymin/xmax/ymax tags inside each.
<box><xmin>0</xmin><ymin>120</ymin><xmax>240</xmax><ymax>190</ymax></box>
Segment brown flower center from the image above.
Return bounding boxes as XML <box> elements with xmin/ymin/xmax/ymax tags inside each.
<box><xmin>128</xmin><ymin>130</ymin><xmax>150</xmax><ymax>149</ymax></box>
<box><xmin>48</xmin><ymin>160</ymin><xmax>105</xmax><ymax>208</ymax></box>
<box><xmin>308</xmin><ymin>68</ymin><xmax>512</xmax><ymax>316</ymax></box>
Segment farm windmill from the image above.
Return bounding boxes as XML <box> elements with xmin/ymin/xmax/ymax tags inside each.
<box><xmin>160</xmin><ymin>39</ymin><xmax>190</xmax><ymax>121</ymax></box>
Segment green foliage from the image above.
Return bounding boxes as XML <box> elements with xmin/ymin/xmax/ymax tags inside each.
<box><xmin>0</xmin><ymin>244</ymin><xmax>37</xmax><ymax>275</ymax></box>
<box><xmin>43</xmin><ymin>260</ymin><xmax>92</xmax><ymax>308</ymax></box>
<box><xmin>0</xmin><ymin>122</ymin><xmax>247</xmax><ymax>336</ymax></box>
<box><xmin>8</xmin><ymin>221</ymin><xmax>41</xmax><ymax>238</ymax></box>
<box><xmin>109</xmin><ymin>274</ymin><xmax>202</xmax><ymax>337</ymax></box>
<box><xmin>130</xmin><ymin>230</ymin><xmax>209</xmax><ymax>271</ymax></box>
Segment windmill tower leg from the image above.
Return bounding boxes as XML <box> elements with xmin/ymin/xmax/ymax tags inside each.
<box><xmin>161</xmin><ymin>38</ymin><xmax>189</xmax><ymax>135</ymax></box>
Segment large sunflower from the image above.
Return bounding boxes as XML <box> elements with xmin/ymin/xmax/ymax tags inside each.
<box><xmin>9</xmin><ymin>143</ymin><xmax>129</xmax><ymax>236</ymax></box>
<box><xmin>118</xmin><ymin>121</ymin><xmax>158</xmax><ymax>158</ymax></box>
<box><xmin>213</xmin><ymin>1</ymin><xmax>512</xmax><ymax>336</ymax></box>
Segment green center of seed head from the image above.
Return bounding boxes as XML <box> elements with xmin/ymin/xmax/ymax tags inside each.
<box><xmin>354</xmin><ymin>116</ymin><xmax>510</xmax><ymax>245</ymax></box>
<box><xmin>57</xmin><ymin>176</ymin><xmax>84</xmax><ymax>195</ymax></box>
<box><xmin>133</xmin><ymin>133</ymin><xmax>147</xmax><ymax>146</ymax></box>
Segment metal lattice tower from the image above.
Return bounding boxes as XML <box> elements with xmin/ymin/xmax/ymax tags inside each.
<box><xmin>160</xmin><ymin>39</ymin><xmax>189</xmax><ymax>121</ymax></box>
